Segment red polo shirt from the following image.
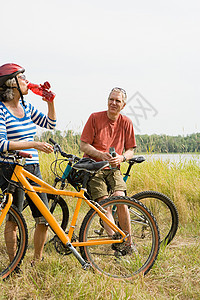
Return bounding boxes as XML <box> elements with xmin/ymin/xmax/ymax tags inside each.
<box><xmin>80</xmin><ymin>111</ymin><xmax>136</xmax><ymax>161</ymax></box>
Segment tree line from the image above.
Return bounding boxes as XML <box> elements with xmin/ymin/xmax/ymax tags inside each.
<box><xmin>135</xmin><ymin>133</ymin><xmax>200</xmax><ymax>153</ymax></box>
<box><xmin>35</xmin><ymin>130</ymin><xmax>200</xmax><ymax>154</ymax></box>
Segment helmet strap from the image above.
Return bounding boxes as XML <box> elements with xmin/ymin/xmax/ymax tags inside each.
<box><xmin>15</xmin><ymin>76</ymin><xmax>25</xmax><ymax>106</ymax></box>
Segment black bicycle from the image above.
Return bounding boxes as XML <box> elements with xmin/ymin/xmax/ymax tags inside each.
<box><xmin>23</xmin><ymin>139</ymin><xmax>178</xmax><ymax>247</ymax></box>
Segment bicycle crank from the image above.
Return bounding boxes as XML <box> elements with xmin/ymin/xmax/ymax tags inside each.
<box><xmin>53</xmin><ymin>232</ymin><xmax>78</xmax><ymax>255</ymax></box>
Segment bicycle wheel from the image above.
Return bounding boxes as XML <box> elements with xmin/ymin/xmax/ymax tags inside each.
<box><xmin>132</xmin><ymin>191</ymin><xmax>179</xmax><ymax>246</ymax></box>
<box><xmin>48</xmin><ymin>195</ymin><xmax>69</xmax><ymax>230</ymax></box>
<box><xmin>0</xmin><ymin>204</ymin><xmax>28</xmax><ymax>279</ymax></box>
<box><xmin>79</xmin><ymin>196</ymin><xmax>160</xmax><ymax>279</ymax></box>
<box><xmin>22</xmin><ymin>195</ymin><xmax>69</xmax><ymax>248</ymax></box>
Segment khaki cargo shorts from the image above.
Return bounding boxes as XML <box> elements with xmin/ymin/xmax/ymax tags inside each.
<box><xmin>87</xmin><ymin>169</ymin><xmax>126</xmax><ymax>200</ymax></box>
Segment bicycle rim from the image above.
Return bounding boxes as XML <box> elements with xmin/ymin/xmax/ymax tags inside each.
<box><xmin>132</xmin><ymin>191</ymin><xmax>179</xmax><ymax>245</ymax></box>
<box><xmin>79</xmin><ymin>196</ymin><xmax>160</xmax><ymax>279</ymax></box>
<box><xmin>0</xmin><ymin>205</ymin><xmax>28</xmax><ymax>279</ymax></box>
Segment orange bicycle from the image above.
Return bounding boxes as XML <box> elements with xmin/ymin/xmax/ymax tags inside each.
<box><xmin>0</xmin><ymin>150</ymin><xmax>160</xmax><ymax>280</ymax></box>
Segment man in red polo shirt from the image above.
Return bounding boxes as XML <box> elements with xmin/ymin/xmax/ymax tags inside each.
<box><xmin>80</xmin><ymin>87</ymin><xmax>136</xmax><ymax>248</ymax></box>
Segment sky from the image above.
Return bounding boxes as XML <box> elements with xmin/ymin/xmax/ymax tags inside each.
<box><xmin>1</xmin><ymin>0</ymin><xmax>200</xmax><ymax>136</ymax></box>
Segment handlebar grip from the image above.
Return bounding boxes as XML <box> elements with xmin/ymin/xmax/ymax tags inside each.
<box><xmin>17</xmin><ymin>151</ymin><xmax>32</xmax><ymax>158</ymax></box>
<box><xmin>61</xmin><ymin>151</ymin><xmax>70</xmax><ymax>158</ymax></box>
<box><xmin>49</xmin><ymin>138</ymin><xmax>57</xmax><ymax>145</ymax></box>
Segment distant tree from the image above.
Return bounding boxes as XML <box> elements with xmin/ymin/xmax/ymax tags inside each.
<box><xmin>35</xmin><ymin>130</ymin><xmax>200</xmax><ymax>154</ymax></box>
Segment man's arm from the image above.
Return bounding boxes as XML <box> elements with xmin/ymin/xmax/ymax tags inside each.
<box><xmin>123</xmin><ymin>148</ymin><xmax>134</xmax><ymax>161</ymax></box>
<box><xmin>109</xmin><ymin>148</ymin><xmax>134</xmax><ymax>167</ymax></box>
<box><xmin>80</xmin><ymin>141</ymin><xmax>112</xmax><ymax>161</ymax></box>
<box><xmin>80</xmin><ymin>141</ymin><xmax>134</xmax><ymax>165</ymax></box>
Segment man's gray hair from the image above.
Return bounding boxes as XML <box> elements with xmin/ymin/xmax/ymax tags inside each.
<box><xmin>108</xmin><ymin>87</ymin><xmax>127</xmax><ymax>103</ymax></box>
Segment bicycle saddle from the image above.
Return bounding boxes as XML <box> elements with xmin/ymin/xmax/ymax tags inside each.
<box><xmin>73</xmin><ymin>158</ymin><xmax>109</xmax><ymax>173</ymax></box>
<box><xmin>129</xmin><ymin>156</ymin><xmax>145</xmax><ymax>164</ymax></box>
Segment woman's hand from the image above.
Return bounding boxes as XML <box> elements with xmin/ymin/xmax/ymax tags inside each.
<box><xmin>42</xmin><ymin>97</ymin><xmax>54</xmax><ymax>103</ymax></box>
<box><xmin>33</xmin><ymin>142</ymin><xmax>53</xmax><ymax>154</ymax></box>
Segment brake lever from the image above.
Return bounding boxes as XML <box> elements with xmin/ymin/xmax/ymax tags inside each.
<box><xmin>53</xmin><ymin>144</ymin><xmax>62</xmax><ymax>154</ymax></box>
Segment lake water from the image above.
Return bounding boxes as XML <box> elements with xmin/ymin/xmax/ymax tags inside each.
<box><xmin>143</xmin><ymin>153</ymin><xmax>200</xmax><ymax>165</ymax></box>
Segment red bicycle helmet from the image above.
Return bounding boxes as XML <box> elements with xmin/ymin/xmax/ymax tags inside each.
<box><xmin>0</xmin><ymin>63</ymin><xmax>25</xmax><ymax>87</ymax></box>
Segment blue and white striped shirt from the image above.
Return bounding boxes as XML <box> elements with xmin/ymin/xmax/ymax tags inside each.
<box><xmin>0</xmin><ymin>100</ymin><xmax>56</xmax><ymax>164</ymax></box>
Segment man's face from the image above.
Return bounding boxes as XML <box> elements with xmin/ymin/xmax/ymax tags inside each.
<box><xmin>108</xmin><ymin>91</ymin><xmax>125</xmax><ymax>116</ymax></box>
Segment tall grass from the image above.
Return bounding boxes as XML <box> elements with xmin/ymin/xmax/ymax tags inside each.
<box><xmin>1</xmin><ymin>154</ymin><xmax>200</xmax><ymax>299</ymax></box>
<box><xmin>124</xmin><ymin>157</ymin><xmax>200</xmax><ymax>235</ymax></box>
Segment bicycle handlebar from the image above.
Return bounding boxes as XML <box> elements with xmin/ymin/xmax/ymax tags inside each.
<box><xmin>17</xmin><ymin>151</ymin><xmax>32</xmax><ymax>159</ymax></box>
<box><xmin>0</xmin><ymin>150</ymin><xmax>32</xmax><ymax>160</ymax></box>
<box><xmin>49</xmin><ymin>138</ymin><xmax>80</xmax><ymax>162</ymax></box>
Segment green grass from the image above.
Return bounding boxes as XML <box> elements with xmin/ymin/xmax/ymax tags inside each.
<box><xmin>1</xmin><ymin>155</ymin><xmax>200</xmax><ymax>299</ymax></box>
<box><xmin>125</xmin><ymin>157</ymin><xmax>200</xmax><ymax>232</ymax></box>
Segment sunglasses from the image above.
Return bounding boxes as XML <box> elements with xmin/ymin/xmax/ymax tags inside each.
<box><xmin>18</xmin><ymin>74</ymin><xmax>26</xmax><ymax>81</ymax></box>
<box><xmin>111</xmin><ymin>87</ymin><xmax>126</xmax><ymax>96</ymax></box>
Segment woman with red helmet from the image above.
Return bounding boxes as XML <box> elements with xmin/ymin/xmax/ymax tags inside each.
<box><xmin>0</xmin><ymin>63</ymin><xmax>56</xmax><ymax>265</ymax></box>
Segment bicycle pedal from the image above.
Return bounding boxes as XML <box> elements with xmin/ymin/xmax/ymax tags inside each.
<box><xmin>114</xmin><ymin>250</ymin><xmax>122</xmax><ymax>258</ymax></box>
<box><xmin>94</xmin><ymin>229</ymin><xmax>103</xmax><ymax>235</ymax></box>
<box><xmin>82</xmin><ymin>262</ymin><xmax>92</xmax><ymax>270</ymax></box>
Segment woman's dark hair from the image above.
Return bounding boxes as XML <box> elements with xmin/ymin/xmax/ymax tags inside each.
<box><xmin>0</xmin><ymin>78</ymin><xmax>16</xmax><ymax>102</ymax></box>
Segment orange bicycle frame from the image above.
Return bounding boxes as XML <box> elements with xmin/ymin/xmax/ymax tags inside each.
<box><xmin>1</xmin><ymin>164</ymin><xmax>127</xmax><ymax>248</ymax></box>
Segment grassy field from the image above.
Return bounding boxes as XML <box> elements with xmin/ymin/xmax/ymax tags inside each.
<box><xmin>0</xmin><ymin>154</ymin><xmax>200</xmax><ymax>299</ymax></box>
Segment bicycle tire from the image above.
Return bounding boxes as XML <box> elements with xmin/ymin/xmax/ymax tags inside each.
<box><xmin>132</xmin><ymin>191</ymin><xmax>179</xmax><ymax>246</ymax></box>
<box><xmin>0</xmin><ymin>204</ymin><xmax>28</xmax><ymax>279</ymax></box>
<box><xmin>22</xmin><ymin>195</ymin><xmax>69</xmax><ymax>248</ymax></box>
<box><xmin>48</xmin><ymin>195</ymin><xmax>69</xmax><ymax>232</ymax></box>
<box><xmin>79</xmin><ymin>196</ymin><xmax>160</xmax><ymax>279</ymax></box>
